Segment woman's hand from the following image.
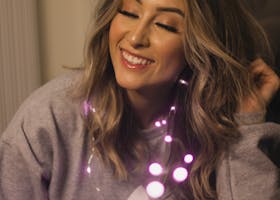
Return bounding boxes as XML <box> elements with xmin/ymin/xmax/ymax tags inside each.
<box><xmin>239</xmin><ymin>58</ymin><xmax>280</xmax><ymax>113</ymax></box>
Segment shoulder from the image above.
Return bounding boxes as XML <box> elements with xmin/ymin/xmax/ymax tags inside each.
<box><xmin>1</xmin><ymin>69</ymin><xmax>85</xmax><ymax>145</ymax></box>
<box><xmin>0</xmin><ymin>70</ymin><xmax>88</xmax><ymax>184</ymax></box>
<box><xmin>26</xmin><ymin>69</ymin><xmax>82</xmax><ymax>107</ymax></box>
<box><xmin>217</xmin><ymin>119</ymin><xmax>280</xmax><ymax>199</ymax></box>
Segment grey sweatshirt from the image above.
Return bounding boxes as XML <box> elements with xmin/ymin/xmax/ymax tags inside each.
<box><xmin>0</xmin><ymin>72</ymin><xmax>279</xmax><ymax>200</ymax></box>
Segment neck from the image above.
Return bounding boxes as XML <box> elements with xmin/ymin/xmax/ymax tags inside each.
<box><xmin>126</xmin><ymin>86</ymin><xmax>175</xmax><ymax>129</ymax></box>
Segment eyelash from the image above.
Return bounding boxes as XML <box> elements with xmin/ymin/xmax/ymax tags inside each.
<box><xmin>118</xmin><ymin>9</ymin><xmax>138</xmax><ymax>18</ymax></box>
<box><xmin>118</xmin><ymin>9</ymin><xmax>178</xmax><ymax>33</ymax></box>
<box><xmin>155</xmin><ymin>22</ymin><xmax>178</xmax><ymax>33</ymax></box>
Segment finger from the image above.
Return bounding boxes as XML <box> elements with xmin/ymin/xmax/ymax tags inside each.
<box><xmin>249</xmin><ymin>58</ymin><xmax>280</xmax><ymax>104</ymax></box>
<box><xmin>249</xmin><ymin>58</ymin><xmax>265</xmax><ymax>67</ymax></box>
<box><xmin>249</xmin><ymin>58</ymin><xmax>273</xmax><ymax>75</ymax></box>
<box><xmin>249</xmin><ymin>59</ymin><xmax>279</xmax><ymax>85</ymax></box>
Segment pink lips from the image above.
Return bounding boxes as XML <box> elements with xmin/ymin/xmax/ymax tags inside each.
<box><xmin>120</xmin><ymin>48</ymin><xmax>154</xmax><ymax>69</ymax></box>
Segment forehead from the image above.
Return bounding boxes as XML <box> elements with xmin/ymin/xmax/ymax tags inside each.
<box><xmin>122</xmin><ymin>0</ymin><xmax>186</xmax><ymax>12</ymax></box>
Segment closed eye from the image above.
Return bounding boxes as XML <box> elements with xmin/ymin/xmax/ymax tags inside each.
<box><xmin>118</xmin><ymin>9</ymin><xmax>138</xmax><ymax>19</ymax></box>
<box><xmin>155</xmin><ymin>22</ymin><xmax>178</xmax><ymax>33</ymax></box>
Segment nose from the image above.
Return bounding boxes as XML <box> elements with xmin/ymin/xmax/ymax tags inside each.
<box><xmin>127</xmin><ymin>21</ymin><xmax>150</xmax><ymax>48</ymax></box>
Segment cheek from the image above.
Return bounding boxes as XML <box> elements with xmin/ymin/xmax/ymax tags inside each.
<box><xmin>157</xmin><ymin>41</ymin><xmax>185</xmax><ymax>81</ymax></box>
<box><xmin>109</xmin><ymin>17</ymin><xmax>123</xmax><ymax>48</ymax></box>
<box><xmin>109</xmin><ymin>14</ymin><xmax>132</xmax><ymax>46</ymax></box>
<box><xmin>159</xmin><ymin>41</ymin><xmax>185</xmax><ymax>68</ymax></box>
<box><xmin>109</xmin><ymin>20</ymin><xmax>118</xmax><ymax>48</ymax></box>
<box><xmin>154</xmin><ymin>34</ymin><xmax>184</xmax><ymax>62</ymax></box>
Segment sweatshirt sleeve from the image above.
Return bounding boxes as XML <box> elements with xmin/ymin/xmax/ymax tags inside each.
<box><xmin>0</xmin><ymin>137</ymin><xmax>49</xmax><ymax>200</ymax></box>
<box><xmin>216</xmin><ymin>112</ymin><xmax>280</xmax><ymax>200</ymax></box>
<box><xmin>0</xmin><ymin>73</ymin><xmax>76</xmax><ymax>200</ymax></box>
<box><xmin>0</xmin><ymin>72</ymin><xmax>86</xmax><ymax>200</ymax></box>
<box><xmin>0</xmin><ymin>102</ymin><xmax>52</xmax><ymax>200</ymax></box>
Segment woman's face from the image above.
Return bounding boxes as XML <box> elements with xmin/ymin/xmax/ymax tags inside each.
<box><xmin>109</xmin><ymin>0</ymin><xmax>186</xmax><ymax>92</ymax></box>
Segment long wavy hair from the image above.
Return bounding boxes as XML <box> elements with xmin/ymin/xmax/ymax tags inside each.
<box><xmin>75</xmin><ymin>0</ymin><xmax>271</xmax><ymax>199</ymax></box>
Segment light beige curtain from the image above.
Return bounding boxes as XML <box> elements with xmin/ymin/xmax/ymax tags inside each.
<box><xmin>0</xmin><ymin>0</ymin><xmax>41</xmax><ymax>133</ymax></box>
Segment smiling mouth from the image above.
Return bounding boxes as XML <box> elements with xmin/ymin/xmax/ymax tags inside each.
<box><xmin>121</xmin><ymin>49</ymin><xmax>154</xmax><ymax>68</ymax></box>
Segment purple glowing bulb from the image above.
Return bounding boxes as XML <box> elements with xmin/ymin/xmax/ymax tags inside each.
<box><xmin>170</xmin><ymin>106</ymin><xmax>176</xmax><ymax>111</ymax></box>
<box><xmin>164</xmin><ymin>135</ymin><xmax>173</xmax><ymax>143</ymax></box>
<box><xmin>86</xmin><ymin>166</ymin><xmax>91</xmax><ymax>174</ymax></box>
<box><xmin>149</xmin><ymin>163</ymin><xmax>163</xmax><ymax>176</ymax></box>
<box><xmin>146</xmin><ymin>181</ymin><xmax>165</xmax><ymax>199</ymax></box>
<box><xmin>184</xmin><ymin>154</ymin><xmax>194</xmax><ymax>164</ymax></box>
<box><xmin>179</xmin><ymin>79</ymin><xmax>189</xmax><ymax>86</ymax></box>
<box><xmin>83</xmin><ymin>101</ymin><xmax>90</xmax><ymax>116</ymax></box>
<box><xmin>161</xmin><ymin>120</ymin><xmax>167</xmax><ymax>125</ymax></box>
<box><xmin>172</xmin><ymin>167</ymin><xmax>188</xmax><ymax>182</ymax></box>
<box><xmin>155</xmin><ymin>121</ymin><xmax>161</xmax><ymax>127</ymax></box>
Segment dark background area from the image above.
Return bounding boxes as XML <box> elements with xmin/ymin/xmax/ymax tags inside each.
<box><xmin>246</xmin><ymin>0</ymin><xmax>280</xmax><ymax>123</ymax></box>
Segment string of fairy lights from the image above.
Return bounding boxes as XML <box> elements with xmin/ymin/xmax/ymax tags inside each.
<box><xmin>83</xmin><ymin>79</ymin><xmax>194</xmax><ymax>199</ymax></box>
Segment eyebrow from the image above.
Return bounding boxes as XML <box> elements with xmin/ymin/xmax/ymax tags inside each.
<box><xmin>135</xmin><ymin>0</ymin><xmax>185</xmax><ymax>17</ymax></box>
<box><xmin>157</xmin><ymin>7</ymin><xmax>185</xmax><ymax>17</ymax></box>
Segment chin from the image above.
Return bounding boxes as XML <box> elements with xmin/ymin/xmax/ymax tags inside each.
<box><xmin>115</xmin><ymin>78</ymin><xmax>141</xmax><ymax>91</ymax></box>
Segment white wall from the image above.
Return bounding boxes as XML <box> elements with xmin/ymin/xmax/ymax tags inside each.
<box><xmin>0</xmin><ymin>0</ymin><xmax>41</xmax><ymax>133</ymax></box>
<box><xmin>0</xmin><ymin>0</ymin><xmax>95</xmax><ymax>133</ymax></box>
<box><xmin>38</xmin><ymin>0</ymin><xmax>94</xmax><ymax>82</ymax></box>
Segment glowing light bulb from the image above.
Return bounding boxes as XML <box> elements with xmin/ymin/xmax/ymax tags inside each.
<box><xmin>91</xmin><ymin>107</ymin><xmax>96</xmax><ymax>113</ymax></box>
<box><xmin>171</xmin><ymin>106</ymin><xmax>176</xmax><ymax>111</ymax></box>
<box><xmin>184</xmin><ymin>154</ymin><xmax>194</xmax><ymax>164</ymax></box>
<box><xmin>173</xmin><ymin>167</ymin><xmax>188</xmax><ymax>182</ymax></box>
<box><xmin>155</xmin><ymin>121</ymin><xmax>161</xmax><ymax>127</ymax></box>
<box><xmin>146</xmin><ymin>181</ymin><xmax>165</xmax><ymax>199</ymax></box>
<box><xmin>161</xmin><ymin>120</ymin><xmax>167</xmax><ymax>125</ymax></box>
<box><xmin>164</xmin><ymin>135</ymin><xmax>173</xmax><ymax>143</ymax></box>
<box><xmin>149</xmin><ymin>163</ymin><xmax>163</xmax><ymax>176</ymax></box>
<box><xmin>83</xmin><ymin>101</ymin><xmax>90</xmax><ymax>116</ymax></box>
<box><xmin>179</xmin><ymin>79</ymin><xmax>189</xmax><ymax>86</ymax></box>
<box><xmin>87</xmin><ymin>166</ymin><xmax>91</xmax><ymax>174</ymax></box>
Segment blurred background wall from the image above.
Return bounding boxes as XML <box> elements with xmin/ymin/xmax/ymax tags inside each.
<box><xmin>0</xmin><ymin>0</ymin><xmax>41</xmax><ymax>133</ymax></box>
<box><xmin>0</xmin><ymin>0</ymin><xmax>93</xmax><ymax>133</ymax></box>
<box><xmin>38</xmin><ymin>0</ymin><xmax>93</xmax><ymax>82</ymax></box>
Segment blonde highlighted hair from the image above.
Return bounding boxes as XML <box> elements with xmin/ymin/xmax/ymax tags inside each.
<box><xmin>75</xmin><ymin>0</ymin><xmax>271</xmax><ymax>199</ymax></box>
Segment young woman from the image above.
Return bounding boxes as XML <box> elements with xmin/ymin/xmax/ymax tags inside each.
<box><xmin>1</xmin><ymin>0</ymin><xmax>279</xmax><ymax>199</ymax></box>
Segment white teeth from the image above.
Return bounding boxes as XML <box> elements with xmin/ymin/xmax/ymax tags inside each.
<box><xmin>141</xmin><ymin>60</ymin><xmax>146</xmax><ymax>65</ymax></box>
<box><xmin>132</xmin><ymin>57</ymin><xmax>138</xmax><ymax>63</ymax></box>
<box><xmin>122</xmin><ymin>50</ymin><xmax>152</xmax><ymax>65</ymax></box>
